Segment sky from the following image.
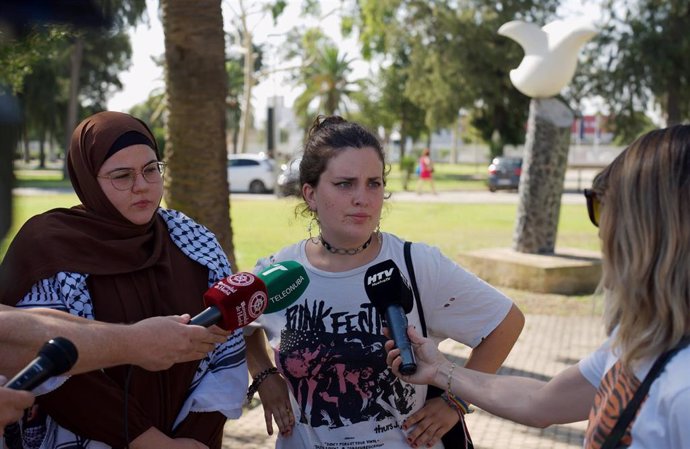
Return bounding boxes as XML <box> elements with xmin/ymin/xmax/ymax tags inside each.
<box><xmin>106</xmin><ymin>0</ymin><xmax>365</xmax><ymax>115</ymax></box>
<box><xmin>106</xmin><ymin>0</ymin><xmax>605</xmax><ymax>117</ymax></box>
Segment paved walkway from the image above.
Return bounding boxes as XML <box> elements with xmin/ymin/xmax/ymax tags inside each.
<box><xmin>221</xmin><ymin>313</ymin><xmax>605</xmax><ymax>449</ymax></box>
<box><xmin>13</xmin><ymin>187</ymin><xmax>587</xmax><ymax>206</ymax></box>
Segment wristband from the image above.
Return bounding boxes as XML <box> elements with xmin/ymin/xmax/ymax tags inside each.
<box><xmin>246</xmin><ymin>367</ymin><xmax>279</xmax><ymax>403</ymax></box>
<box><xmin>441</xmin><ymin>391</ymin><xmax>473</xmax><ymax>415</ymax></box>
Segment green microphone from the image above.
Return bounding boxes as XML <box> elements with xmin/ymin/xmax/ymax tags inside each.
<box><xmin>256</xmin><ymin>260</ymin><xmax>310</xmax><ymax>313</ymax></box>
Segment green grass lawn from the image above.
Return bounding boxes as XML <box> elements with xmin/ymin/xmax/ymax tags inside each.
<box><xmin>2</xmin><ymin>193</ymin><xmax>600</xmax><ymax>274</ymax></box>
<box><xmin>13</xmin><ymin>169</ymin><xmax>72</xmax><ymax>189</ymax></box>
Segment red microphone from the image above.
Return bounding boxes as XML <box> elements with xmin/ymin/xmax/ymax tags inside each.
<box><xmin>189</xmin><ymin>272</ymin><xmax>268</xmax><ymax>330</ymax></box>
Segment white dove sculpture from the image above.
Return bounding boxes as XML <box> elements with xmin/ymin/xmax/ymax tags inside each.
<box><xmin>498</xmin><ymin>18</ymin><xmax>597</xmax><ymax>98</ymax></box>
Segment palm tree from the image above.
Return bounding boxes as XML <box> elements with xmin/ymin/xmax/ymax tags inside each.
<box><xmin>160</xmin><ymin>0</ymin><xmax>235</xmax><ymax>266</ymax></box>
<box><xmin>293</xmin><ymin>44</ymin><xmax>360</xmax><ymax>126</ymax></box>
<box><xmin>21</xmin><ymin>58</ymin><xmax>61</xmax><ymax>168</ymax></box>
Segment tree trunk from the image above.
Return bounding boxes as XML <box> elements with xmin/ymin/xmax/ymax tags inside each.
<box><xmin>63</xmin><ymin>36</ymin><xmax>83</xmax><ymax>180</ymax></box>
<box><xmin>513</xmin><ymin>98</ymin><xmax>573</xmax><ymax>254</ymax></box>
<box><xmin>22</xmin><ymin>127</ymin><xmax>30</xmax><ymax>164</ymax></box>
<box><xmin>161</xmin><ymin>0</ymin><xmax>236</xmax><ymax>267</ymax></box>
<box><xmin>0</xmin><ymin>93</ymin><xmax>21</xmax><ymax>241</ymax></box>
<box><xmin>665</xmin><ymin>77</ymin><xmax>681</xmax><ymax>127</ymax></box>
<box><xmin>237</xmin><ymin>11</ymin><xmax>254</xmax><ymax>155</ymax></box>
<box><xmin>39</xmin><ymin>128</ymin><xmax>46</xmax><ymax>168</ymax></box>
<box><xmin>450</xmin><ymin>114</ymin><xmax>460</xmax><ymax>164</ymax></box>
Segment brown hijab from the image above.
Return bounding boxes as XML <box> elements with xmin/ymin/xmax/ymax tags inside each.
<box><xmin>0</xmin><ymin>111</ymin><xmax>168</xmax><ymax>303</ymax></box>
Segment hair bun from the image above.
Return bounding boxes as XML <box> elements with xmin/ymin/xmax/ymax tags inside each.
<box><xmin>308</xmin><ymin>115</ymin><xmax>347</xmax><ymax>137</ymax></box>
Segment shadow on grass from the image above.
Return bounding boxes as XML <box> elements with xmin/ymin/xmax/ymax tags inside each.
<box><xmin>15</xmin><ymin>178</ymin><xmax>72</xmax><ymax>189</ymax></box>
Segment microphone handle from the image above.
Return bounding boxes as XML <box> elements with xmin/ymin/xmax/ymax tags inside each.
<box><xmin>189</xmin><ymin>306</ymin><xmax>222</xmax><ymax>328</ymax></box>
<box><xmin>385</xmin><ymin>305</ymin><xmax>417</xmax><ymax>375</ymax></box>
<box><xmin>6</xmin><ymin>357</ymin><xmax>52</xmax><ymax>391</ymax></box>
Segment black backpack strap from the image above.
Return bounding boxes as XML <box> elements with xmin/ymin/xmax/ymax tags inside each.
<box><xmin>404</xmin><ymin>241</ymin><xmax>474</xmax><ymax>449</ymax></box>
<box><xmin>403</xmin><ymin>241</ymin><xmax>427</xmax><ymax>337</ymax></box>
<box><xmin>601</xmin><ymin>336</ymin><xmax>690</xmax><ymax>449</ymax></box>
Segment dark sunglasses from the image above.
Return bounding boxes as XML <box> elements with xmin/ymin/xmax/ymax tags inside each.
<box><xmin>583</xmin><ymin>189</ymin><xmax>601</xmax><ymax>227</ymax></box>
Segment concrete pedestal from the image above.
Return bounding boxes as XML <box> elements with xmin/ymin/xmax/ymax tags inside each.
<box><xmin>458</xmin><ymin>247</ymin><xmax>601</xmax><ymax>295</ymax></box>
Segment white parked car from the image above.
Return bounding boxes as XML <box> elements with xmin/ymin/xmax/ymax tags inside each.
<box><xmin>227</xmin><ymin>153</ymin><xmax>275</xmax><ymax>193</ymax></box>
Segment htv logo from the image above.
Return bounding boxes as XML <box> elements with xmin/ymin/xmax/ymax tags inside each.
<box><xmin>366</xmin><ymin>268</ymin><xmax>394</xmax><ymax>286</ymax></box>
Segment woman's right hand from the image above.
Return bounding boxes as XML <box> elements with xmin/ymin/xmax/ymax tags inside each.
<box><xmin>257</xmin><ymin>373</ymin><xmax>295</xmax><ymax>436</ymax></box>
<box><xmin>384</xmin><ymin>326</ymin><xmax>448</xmax><ymax>387</ymax></box>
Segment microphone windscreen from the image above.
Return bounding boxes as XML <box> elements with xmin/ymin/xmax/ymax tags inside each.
<box><xmin>203</xmin><ymin>272</ymin><xmax>268</xmax><ymax>330</ymax></box>
<box><xmin>39</xmin><ymin>337</ymin><xmax>79</xmax><ymax>375</ymax></box>
<box><xmin>364</xmin><ymin>260</ymin><xmax>414</xmax><ymax>314</ymax></box>
<box><xmin>256</xmin><ymin>260</ymin><xmax>309</xmax><ymax>313</ymax></box>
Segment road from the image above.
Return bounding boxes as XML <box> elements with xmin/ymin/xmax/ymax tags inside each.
<box><xmin>14</xmin><ymin>187</ymin><xmax>587</xmax><ymax>206</ymax></box>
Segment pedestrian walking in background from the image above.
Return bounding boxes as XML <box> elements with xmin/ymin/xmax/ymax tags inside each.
<box><xmin>416</xmin><ymin>147</ymin><xmax>437</xmax><ymax>195</ymax></box>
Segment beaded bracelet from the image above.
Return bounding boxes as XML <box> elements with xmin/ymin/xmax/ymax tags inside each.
<box><xmin>246</xmin><ymin>367</ymin><xmax>279</xmax><ymax>403</ymax></box>
<box><xmin>447</xmin><ymin>362</ymin><xmax>456</xmax><ymax>395</ymax></box>
<box><xmin>444</xmin><ymin>361</ymin><xmax>472</xmax><ymax>415</ymax></box>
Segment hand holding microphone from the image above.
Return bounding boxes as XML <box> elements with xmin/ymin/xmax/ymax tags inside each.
<box><xmin>384</xmin><ymin>325</ymin><xmax>446</xmax><ymax>386</ymax></box>
<box><xmin>0</xmin><ymin>381</ymin><xmax>34</xmax><ymax>436</ymax></box>
<box><xmin>364</xmin><ymin>260</ymin><xmax>417</xmax><ymax>375</ymax></box>
<box><xmin>1</xmin><ymin>339</ymin><xmax>69</xmax><ymax>436</ymax></box>
<box><xmin>4</xmin><ymin>337</ymin><xmax>78</xmax><ymax>391</ymax></box>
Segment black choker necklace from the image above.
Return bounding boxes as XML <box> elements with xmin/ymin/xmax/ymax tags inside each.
<box><xmin>319</xmin><ymin>234</ymin><xmax>373</xmax><ymax>255</ymax></box>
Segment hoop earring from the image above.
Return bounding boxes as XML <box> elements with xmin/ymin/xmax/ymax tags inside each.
<box><xmin>307</xmin><ymin>217</ymin><xmax>320</xmax><ymax>243</ymax></box>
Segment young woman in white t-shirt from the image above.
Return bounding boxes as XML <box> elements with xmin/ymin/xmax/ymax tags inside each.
<box><xmin>244</xmin><ymin>115</ymin><xmax>525</xmax><ymax>449</ymax></box>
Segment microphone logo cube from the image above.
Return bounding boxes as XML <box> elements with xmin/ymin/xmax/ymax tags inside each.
<box><xmin>226</xmin><ymin>272</ymin><xmax>255</xmax><ymax>287</ymax></box>
<box><xmin>249</xmin><ymin>290</ymin><xmax>267</xmax><ymax>317</ymax></box>
<box><xmin>366</xmin><ymin>268</ymin><xmax>394</xmax><ymax>287</ymax></box>
<box><xmin>234</xmin><ymin>290</ymin><xmax>267</xmax><ymax>327</ymax></box>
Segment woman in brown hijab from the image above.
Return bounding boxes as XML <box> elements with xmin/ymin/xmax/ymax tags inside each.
<box><xmin>0</xmin><ymin>111</ymin><xmax>247</xmax><ymax>449</ymax></box>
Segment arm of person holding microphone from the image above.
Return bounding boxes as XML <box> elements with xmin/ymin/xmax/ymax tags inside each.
<box><xmin>1</xmin><ymin>273</ymin><xmax>267</xmax><ymax>447</ymax></box>
<box><xmin>0</xmin><ymin>306</ymin><xmax>228</xmax><ymax>439</ymax></box>
<box><xmin>0</xmin><ymin>304</ymin><xmax>229</xmax><ymax>376</ymax></box>
<box><xmin>385</xmin><ymin>326</ymin><xmax>596</xmax><ymax>428</ymax></box>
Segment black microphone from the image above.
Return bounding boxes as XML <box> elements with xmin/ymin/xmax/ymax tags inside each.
<box><xmin>5</xmin><ymin>337</ymin><xmax>79</xmax><ymax>391</ymax></box>
<box><xmin>364</xmin><ymin>260</ymin><xmax>417</xmax><ymax>375</ymax></box>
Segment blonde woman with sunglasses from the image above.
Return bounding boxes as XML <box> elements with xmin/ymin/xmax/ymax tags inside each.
<box><xmin>386</xmin><ymin>124</ymin><xmax>690</xmax><ymax>449</ymax></box>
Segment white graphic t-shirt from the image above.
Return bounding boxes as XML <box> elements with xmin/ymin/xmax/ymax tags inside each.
<box><xmin>249</xmin><ymin>233</ymin><xmax>513</xmax><ymax>449</ymax></box>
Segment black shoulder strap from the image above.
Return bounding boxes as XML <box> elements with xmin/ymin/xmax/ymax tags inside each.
<box><xmin>601</xmin><ymin>336</ymin><xmax>690</xmax><ymax>449</ymax></box>
<box><xmin>403</xmin><ymin>241</ymin><xmax>428</xmax><ymax>337</ymax></box>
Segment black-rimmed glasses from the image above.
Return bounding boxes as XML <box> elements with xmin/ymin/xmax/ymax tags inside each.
<box><xmin>98</xmin><ymin>161</ymin><xmax>166</xmax><ymax>191</ymax></box>
<box><xmin>583</xmin><ymin>188</ymin><xmax>601</xmax><ymax>227</ymax></box>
